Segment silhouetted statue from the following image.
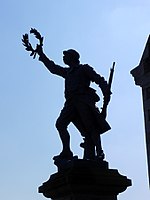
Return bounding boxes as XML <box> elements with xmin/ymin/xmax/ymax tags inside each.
<box><xmin>22</xmin><ymin>29</ymin><xmax>112</xmax><ymax>161</ymax></box>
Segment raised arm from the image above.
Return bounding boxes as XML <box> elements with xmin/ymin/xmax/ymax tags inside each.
<box><xmin>37</xmin><ymin>45</ymin><xmax>67</xmax><ymax>78</ymax></box>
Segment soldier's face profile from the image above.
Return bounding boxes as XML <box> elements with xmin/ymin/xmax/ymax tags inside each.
<box><xmin>63</xmin><ymin>54</ymin><xmax>72</xmax><ymax>65</ymax></box>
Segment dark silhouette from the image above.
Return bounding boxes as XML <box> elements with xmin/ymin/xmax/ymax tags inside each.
<box><xmin>22</xmin><ymin>29</ymin><xmax>112</xmax><ymax>161</ymax></box>
<box><xmin>37</xmin><ymin>47</ymin><xmax>111</xmax><ymax>160</ymax></box>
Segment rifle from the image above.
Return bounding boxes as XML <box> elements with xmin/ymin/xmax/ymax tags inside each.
<box><xmin>101</xmin><ymin>62</ymin><xmax>115</xmax><ymax>119</ymax></box>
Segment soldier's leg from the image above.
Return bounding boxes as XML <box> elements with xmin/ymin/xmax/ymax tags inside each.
<box><xmin>83</xmin><ymin>132</ymin><xmax>104</xmax><ymax>159</ymax></box>
<box><xmin>90</xmin><ymin>132</ymin><xmax>104</xmax><ymax>159</ymax></box>
<box><xmin>76</xmin><ymin>102</ymin><xmax>104</xmax><ymax>159</ymax></box>
<box><xmin>55</xmin><ymin>102</ymin><xmax>75</xmax><ymax>158</ymax></box>
<box><xmin>82</xmin><ymin>136</ymin><xmax>95</xmax><ymax>159</ymax></box>
<box><xmin>72</xmin><ymin>117</ymin><xmax>95</xmax><ymax>159</ymax></box>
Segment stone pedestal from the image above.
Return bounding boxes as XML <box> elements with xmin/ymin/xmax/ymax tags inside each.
<box><xmin>39</xmin><ymin>159</ymin><xmax>131</xmax><ymax>200</ymax></box>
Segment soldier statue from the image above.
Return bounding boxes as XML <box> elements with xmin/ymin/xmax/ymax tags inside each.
<box><xmin>22</xmin><ymin>29</ymin><xmax>112</xmax><ymax>161</ymax></box>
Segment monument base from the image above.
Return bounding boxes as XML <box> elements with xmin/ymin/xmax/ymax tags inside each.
<box><xmin>39</xmin><ymin>159</ymin><xmax>131</xmax><ymax>200</ymax></box>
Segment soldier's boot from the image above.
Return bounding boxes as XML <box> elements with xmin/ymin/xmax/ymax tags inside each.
<box><xmin>53</xmin><ymin>150</ymin><xmax>73</xmax><ymax>160</ymax></box>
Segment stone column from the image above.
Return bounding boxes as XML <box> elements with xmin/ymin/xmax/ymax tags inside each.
<box><xmin>131</xmin><ymin>34</ymin><xmax>150</xmax><ymax>185</ymax></box>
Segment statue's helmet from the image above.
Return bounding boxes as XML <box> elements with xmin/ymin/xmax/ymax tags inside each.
<box><xmin>63</xmin><ymin>49</ymin><xmax>80</xmax><ymax>60</ymax></box>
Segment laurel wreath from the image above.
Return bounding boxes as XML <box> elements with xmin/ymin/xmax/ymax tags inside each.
<box><xmin>22</xmin><ymin>28</ymin><xmax>43</xmax><ymax>59</ymax></box>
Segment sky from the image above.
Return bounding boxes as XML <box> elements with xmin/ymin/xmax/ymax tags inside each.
<box><xmin>0</xmin><ymin>0</ymin><xmax>150</xmax><ymax>199</ymax></box>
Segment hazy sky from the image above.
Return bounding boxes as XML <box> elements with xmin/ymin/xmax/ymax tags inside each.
<box><xmin>1</xmin><ymin>1</ymin><xmax>150</xmax><ymax>199</ymax></box>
